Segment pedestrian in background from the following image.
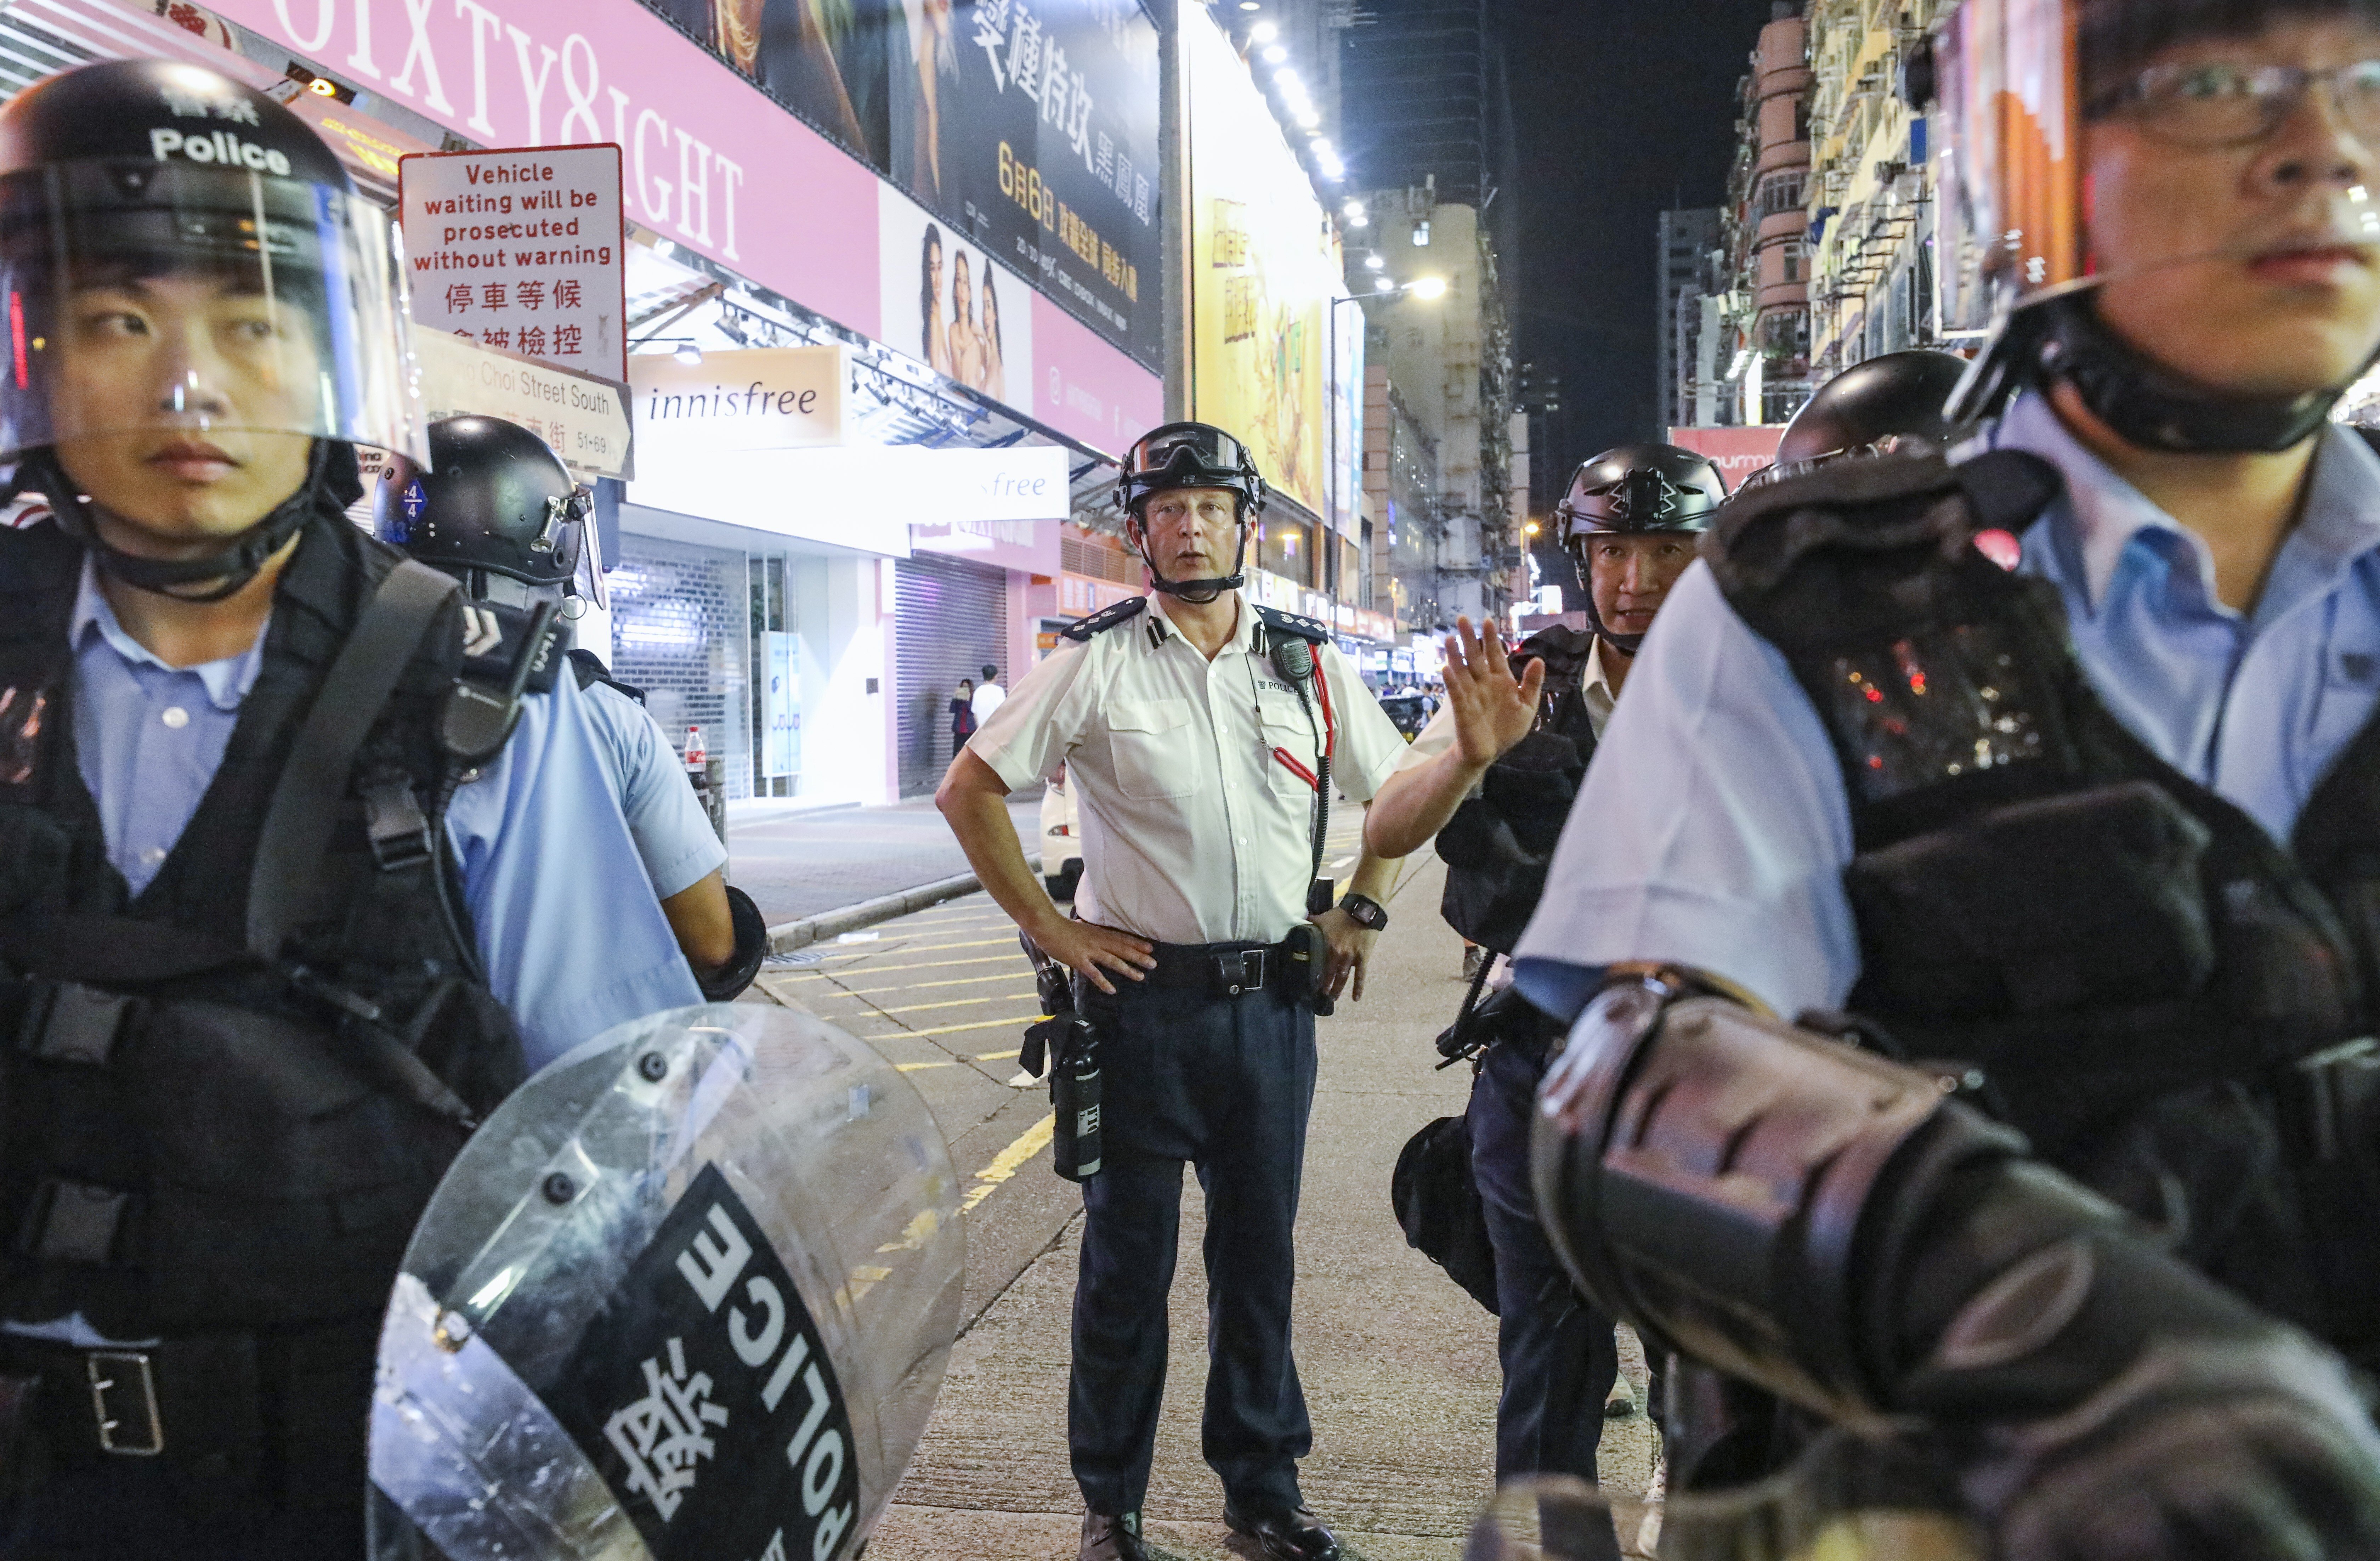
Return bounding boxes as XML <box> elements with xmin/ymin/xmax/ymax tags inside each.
<box><xmin>951</xmin><ymin>675</ymin><xmax>978</xmax><ymax>759</ymax></box>
<box><xmin>970</xmin><ymin>660</ymin><xmax>1005</xmax><ymax>724</ymax></box>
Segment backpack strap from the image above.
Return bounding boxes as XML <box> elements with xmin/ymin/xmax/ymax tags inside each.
<box><xmin>246</xmin><ymin>561</ymin><xmax>459</xmax><ymax>960</ymax></box>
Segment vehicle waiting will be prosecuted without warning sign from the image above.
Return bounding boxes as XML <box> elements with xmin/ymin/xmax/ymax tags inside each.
<box><xmin>400</xmin><ymin>143</ymin><xmax>627</xmax><ymax>384</ymax></box>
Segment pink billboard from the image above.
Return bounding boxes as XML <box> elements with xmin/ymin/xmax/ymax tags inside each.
<box><xmin>182</xmin><ymin>0</ymin><xmax>1156</xmax><ymax>452</ymax></box>
<box><xmin>1669</xmin><ymin>424</ymin><xmax>1786</xmax><ymax>490</ymax></box>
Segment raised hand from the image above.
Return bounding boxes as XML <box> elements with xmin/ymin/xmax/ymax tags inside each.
<box><xmin>1440</xmin><ymin>616</ymin><xmax>1547</xmax><ymax>770</ymax></box>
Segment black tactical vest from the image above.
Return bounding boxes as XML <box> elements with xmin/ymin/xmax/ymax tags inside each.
<box><xmin>1707</xmin><ymin>451</ymin><xmax>2380</xmax><ymax>1358</ymax></box>
<box><xmin>0</xmin><ymin>510</ymin><xmax>527</xmax><ymax>1347</ymax></box>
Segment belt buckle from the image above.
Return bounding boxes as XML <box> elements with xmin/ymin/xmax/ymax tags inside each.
<box><xmin>1213</xmin><ymin>947</ymin><xmax>1268</xmax><ymax>997</ymax></box>
<box><xmin>87</xmin><ymin>1350</ymin><xmax>162</xmax><ymax>1456</ymax></box>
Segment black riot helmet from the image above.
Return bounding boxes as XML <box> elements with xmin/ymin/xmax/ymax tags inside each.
<box><xmin>1776</xmin><ymin>350</ymin><xmax>1970</xmax><ymax>466</ymax></box>
<box><xmin>1557</xmin><ymin>444</ymin><xmax>1726</xmax><ymax>655</ymax></box>
<box><xmin>0</xmin><ymin>60</ymin><xmax>425</xmax><ymax>599</ymax></box>
<box><xmin>1555</xmin><ymin>444</ymin><xmax>1726</xmax><ymax>541</ymax></box>
<box><xmin>376</xmin><ymin>416</ymin><xmax>597</xmax><ymax>607</ymax></box>
<box><xmin>1115</xmin><ymin>421</ymin><xmax>1267</xmax><ymax>604</ymax></box>
<box><xmin>1931</xmin><ymin>0</ymin><xmax>2380</xmax><ymax>451</ymax></box>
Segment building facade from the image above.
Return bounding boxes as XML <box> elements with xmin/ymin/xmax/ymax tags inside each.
<box><xmin>1353</xmin><ymin>185</ymin><xmax>1521</xmax><ymax>633</ymax></box>
<box><xmin>1805</xmin><ymin>0</ymin><xmax>1950</xmax><ymax>376</ymax></box>
<box><xmin>1656</xmin><ymin>209</ymin><xmax>1724</xmax><ymax>431</ymax></box>
<box><xmin>1721</xmin><ymin>3</ymin><xmax>1815</xmax><ymax>426</ymax></box>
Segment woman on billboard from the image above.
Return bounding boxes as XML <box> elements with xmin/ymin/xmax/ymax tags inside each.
<box><xmin>951</xmin><ymin>250</ymin><xmax>986</xmax><ymax>389</ymax></box>
<box><xmin>921</xmin><ymin>224</ymin><xmax>952</xmax><ymax>376</ymax></box>
<box><xmin>980</xmin><ymin>270</ymin><xmax>1008</xmax><ymax>401</ymax></box>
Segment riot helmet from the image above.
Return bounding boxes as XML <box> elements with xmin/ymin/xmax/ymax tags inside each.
<box><xmin>1115</xmin><ymin>420</ymin><xmax>1266</xmax><ymax>604</ymax></box>
<box><xmin>1929</xmin><ymin>0</ymin><xmax>2380</xmax><ymax>451</ymax></box>
<box><xmin>377</xmin><ymin>415</ymin><xmax>600</xmax><ymax>610</ymax></box>
<box><xmin>1776</xmin><ymin>349</ymin><xmax>1971</xmax><ymax>466</ymax></box>
<box><xmin>1556</xmin><ymin>445</ymin><xmax>1725</xmax><ymax>654</ymax></box>
<box><xmin>0</xmin><ymin>60</ymin><xmax>424</xmax><ymax>598</ymax></box>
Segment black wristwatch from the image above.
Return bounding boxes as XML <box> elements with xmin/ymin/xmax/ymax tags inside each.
<box><xmin>1339</xmin><ymin>893</ymin><xmax>1389</xmax><ymax>932</ymax></box>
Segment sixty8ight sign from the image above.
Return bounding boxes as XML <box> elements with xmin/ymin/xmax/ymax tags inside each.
<box><xmin>543</xmin><ymin>1163</ymin><xmax>860</xmax><ymax>1561</ymax></box>
<box><xmin>400</xmin><ymin>144</ymin><xmax>627</xmax><ymax>383</ymax></box>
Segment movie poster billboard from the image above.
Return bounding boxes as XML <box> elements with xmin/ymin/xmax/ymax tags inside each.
<box><xmin>1185</xmin><ymin>8</ymin><xmax>1334</xmax><ymax>518</ymax></box>
<box><xmin>880</xmin><ymin>188</ymin><xmax>1035</xmax><ymax>409</ymax></box>
<box><xmin>643</xmin><ymin>0</ymin><xmax>1160</xmax><ymax>370</ymax></box>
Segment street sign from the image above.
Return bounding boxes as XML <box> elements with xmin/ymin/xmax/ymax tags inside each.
<box><xmin>400</xmin><ymin>144</ymin><xmax>627</xmax><ymax>383</ymax></box>
<box><xmin>411</xmin><ymin>326</ymin><xmax>633</xmax><ymax>482</ymax></box>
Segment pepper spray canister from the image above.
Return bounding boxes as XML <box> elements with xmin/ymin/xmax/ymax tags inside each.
<box><xmin>1050</xmin><ymin>1016</ymin><xmax>1103</xmax><ymax>1182</ymax></box>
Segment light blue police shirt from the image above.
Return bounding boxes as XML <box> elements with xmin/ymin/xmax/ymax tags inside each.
<box><xmin>581</xmin><ymin>678</ymin><xmax>728</xmax><ymax>899</ymax></box>
<box><xmin>68</xmin><ymin>558</ymin><xmax>702</xmax><ymax>1070</ymax></box>
<box><xmin>1511</xmin><ymin>393</ymin><xmax>2380</xmax><ymax>1025</ymax></box>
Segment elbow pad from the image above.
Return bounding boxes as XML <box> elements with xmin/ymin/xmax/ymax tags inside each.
<box><xmin>1529</xmin><ymin>969</ymin><xmax>2027</xmax><ymax>1419</ymax></box>
<box><xmin>696</xmin><ymin>884</ymin><xmax>769</xmax><ymax>1002</ymax></box>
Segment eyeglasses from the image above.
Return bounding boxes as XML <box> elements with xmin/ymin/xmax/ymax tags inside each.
<box><xmin>2097</xmin><ymin>57</ymin><xmax>2380</xmax><ymax>148</ymax></box>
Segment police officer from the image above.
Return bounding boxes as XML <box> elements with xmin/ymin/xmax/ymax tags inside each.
<box><xmin>378</xmin><ymin>414</ymin><xmax>767</xmax><ymax>997</ymax></box>
<box><xmin>936</xmin><ymin>423</ymin><xmax>1409</xmax><ymax>1561</ymax></box>
<box><xmin>0</xmin><ymin>60</ymin><xmax>697</xmax><ymax>1558</ymax></box>
<box><xmin>1513</xmin><ymin>0</ymin><xmax>2380</xmax><ymax>1550</ymax></box>
<box><xmin>1358</xmin><ymin>448</ymin><xmax>1723</xmax><ymax>1501</ymax></box>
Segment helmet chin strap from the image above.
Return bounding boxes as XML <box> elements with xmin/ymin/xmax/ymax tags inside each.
<box><xmin>1132</xmin><ymin>511</ymin><xmax>1251</xmax><ymax>605</ymax></box>
<box><xmin>2035</xmin><ymin>293</ymin><xmax>2367</xmax><ymax>456</ymax></box>
<box><xmin>34</xmin><ymin>441</ymin><xmax>360</xmax><ymax>603</ymax></box>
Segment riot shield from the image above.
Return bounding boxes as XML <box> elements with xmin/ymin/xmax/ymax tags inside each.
<box><xmin>367</xmin><ymin>1003</ymin><xmax>964</xmax><ymax>1561</ymax></box>
<box><xmin>1465</xmin><ymin>1430</ymin><xmax>1984</xmax><ymax>1561</ymax></box>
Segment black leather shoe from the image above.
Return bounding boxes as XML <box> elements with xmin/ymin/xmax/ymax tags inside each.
<box><xmin>1080</xmin><ymin>1509</ymin><xmax>1150</xmax><ymax>1561</ymax></box>
<box><xmin>1224</xmin><ymin>1501</ymin><xmax>1341</xmax><ymax>1561</ymax></box>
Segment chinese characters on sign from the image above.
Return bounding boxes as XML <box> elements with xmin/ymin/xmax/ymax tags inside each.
<box><xmin>401</xmin><ymin>145</ymin><xmax>628</xmax><ymax>383</ymax></box>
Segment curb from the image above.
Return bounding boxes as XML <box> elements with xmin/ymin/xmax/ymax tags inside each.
<box><xmin>764</xmin><ymin>854</ymin><xmax>1039</xmax><ymax>954</ymax></box>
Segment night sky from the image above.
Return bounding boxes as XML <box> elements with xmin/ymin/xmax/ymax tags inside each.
<box><xmin>1497</xmin><ymin>0</ymin><xmax>1792</xmax><ymax>477</ymax></box>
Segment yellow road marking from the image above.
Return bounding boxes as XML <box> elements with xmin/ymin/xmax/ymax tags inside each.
<box><xmin>972</xmin><ymin>1048</ymin><xmax>1022</xmax><ymax>1061</ymax></box>
<box><xmin>906</xmin><ymin>1014</ymin><xmax>1041</xmax><ymax>1037</ymax></box>
<box><xmin>839</xmin><ymin>971</ymin><xmax>1035</xmax><ymax>995</ymax></box>
<box><xmin>821</xmin><ymin>936</ymin><xmax>1016</xmax><ymax>960</ymax></box>
<box><xmin>808</xmin><ymin>953</ymin><xmax>1022</xmax><ymax>974</ymax></box>
<box><xmin>809</xmin><ymin>989</ymin><xmax>1036</xmax><ymax>1017</ymax></box>
<box><xmin>895</xmin><ymin>1061</ymin><xmax>956</xmax><ymax>1073</ymax></box>
<box><xmin>959</xmin><ymin>1113</ymin><xmax>1055</xmax><ymax>1212</ymax></box>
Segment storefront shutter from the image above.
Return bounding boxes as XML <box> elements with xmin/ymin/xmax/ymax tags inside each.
<box><xmin>896</xmin><ymin>554</ymin><xmax>1008</xmax><ymax>798</ymax></box>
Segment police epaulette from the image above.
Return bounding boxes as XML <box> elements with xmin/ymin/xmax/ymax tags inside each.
<box><xmin>1060</xmin><ymin>596</ymin><xmax>1150</xmax><ymax>642</ymax></box>
<box><xmin>1252</xmin><ymin>604</ymin><xmax>1329</xmax><ymax>644</ymax></box>
<box><xmin>457</xmin><ymin>597</ymin><xmax>562</xmax><ymax>695</ymax></box>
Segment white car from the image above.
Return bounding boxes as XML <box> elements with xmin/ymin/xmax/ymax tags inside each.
<box><xmin>1040</xmin><ymin>767</ymin><xmax>1083</xmax><ymax>901</ymax></box>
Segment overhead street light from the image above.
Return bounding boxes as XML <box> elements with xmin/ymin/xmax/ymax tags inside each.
<box><xmin>1407</xmin><ymin>276</ymin><xmax>1448</xmax><ymax>300</ymax></box>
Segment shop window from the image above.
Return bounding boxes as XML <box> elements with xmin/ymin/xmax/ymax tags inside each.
<box><xmin>1261</xmin><ymin>517</ymin><xmax>1314</xmax><ymax>586</ymax></box>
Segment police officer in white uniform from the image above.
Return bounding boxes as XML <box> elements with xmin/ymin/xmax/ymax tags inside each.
<box><xmin>938</xmin><ymin>423</ymin><xmax>1408</xmax><ymax>1561</ymax></box>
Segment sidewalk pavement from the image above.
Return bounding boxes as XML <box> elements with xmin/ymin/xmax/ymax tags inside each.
<box><xmin>727</xmin><ymin>794</ymin><xmax>1045</xmax><ymax>925</ymax></box>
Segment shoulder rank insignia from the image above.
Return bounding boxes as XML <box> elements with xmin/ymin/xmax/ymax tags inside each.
<box><xmin>458</xmin><ymin>598</ymin><xmax>562</xmax><ymax>696</ymax></box>
<box><xmin>1060</xmin><ymin>596</ymin><xmax>1150</xmax><ymax>642</ymax></box>
<box><xmin>1252</xmin><ymin>604</ymin><xmax>1329</xmax><ymax>645</ymax></box>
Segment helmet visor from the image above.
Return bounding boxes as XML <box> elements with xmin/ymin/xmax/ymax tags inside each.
<box><xmin>0</xmin><ymin>160</ymin><xmax>426</xmax><ymax>465</ymax></box>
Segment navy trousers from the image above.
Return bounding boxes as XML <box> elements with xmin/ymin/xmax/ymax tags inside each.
<box><xmin>1467</xmin><ymin>1036</ymin><xmax>1622</xmax><ymax>1488</ymax></box>
<box><xmin>1069</xmin><ymin>976</ymin><xmax>1318</xmax><ymax>1516</ymax></box>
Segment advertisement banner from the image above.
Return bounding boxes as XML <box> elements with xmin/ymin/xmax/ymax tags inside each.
<box><xmin>401</xmin><ymin>145</ymin><xmax>628</xmax><ymax>382</ymax></box>
<box><xmin>412</xmin><ymin>326</ymin><xmax>633</xmax><ymax>480</ymax></box>
<box><xmin>631</xmin><ymin>346</ymin><xmax>849</xmax><ymax>456</ymax></box>
<box><xmin>639</xmin><ymin>0</ymin><xmax>1159</xmax><ymax>370</ymax></box>
<box><xmin>880</xmin><ymin>187</ymin><xmax>1033</xmax><ymax>410</ymax></box>
<box><xmin>1184</xmin><ymin>9</ymin><xmax>1334</xmax><ymax>518</ymax></box>
<box><xmin>1667</xmin><ymin>424</ymin><xmax>1786</xmax><ymax>488</ymax></box>
<box><xmin>185</xmin><ymin>0</ymin><xmax>1156</xmax><ymax>451</ymax></box>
